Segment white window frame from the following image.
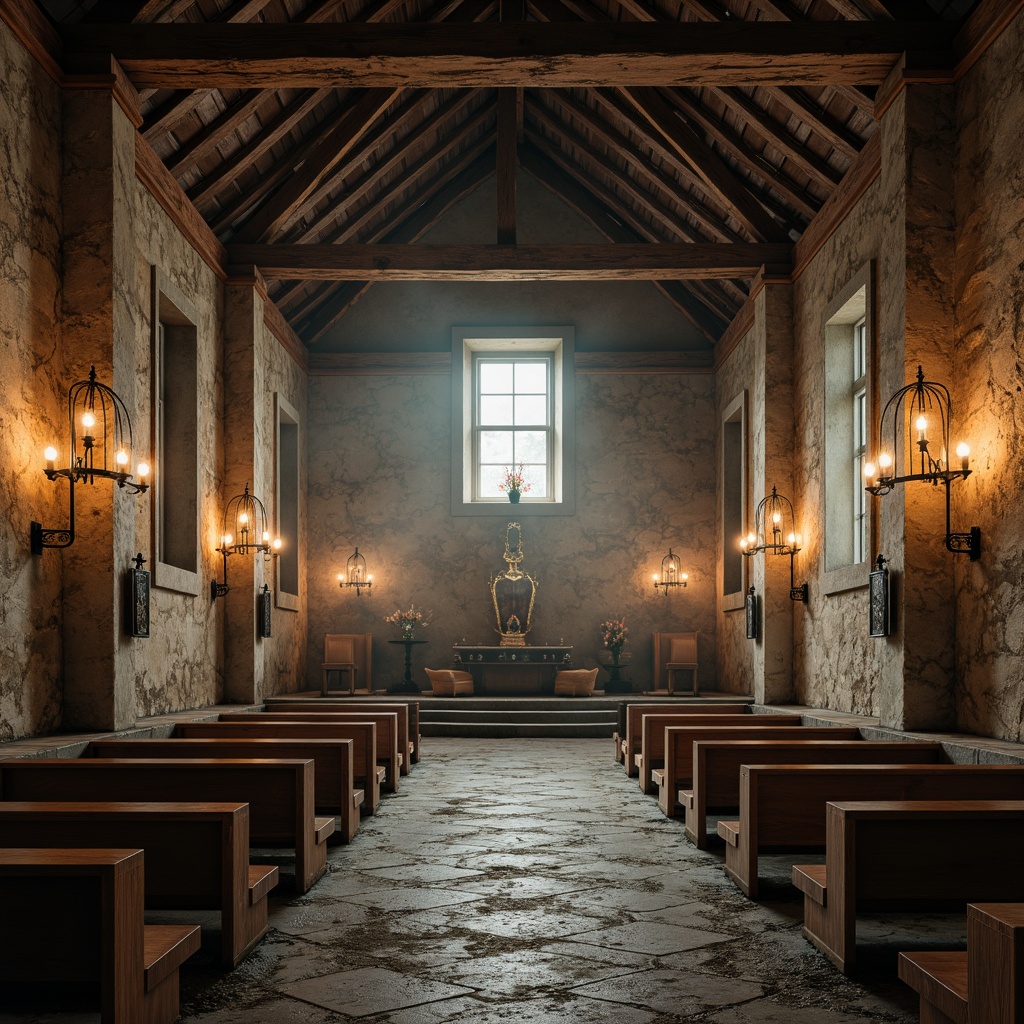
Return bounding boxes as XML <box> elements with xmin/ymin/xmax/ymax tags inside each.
<box><xmin>150</xmin><ymin>267</ymin><xmax>201</xmax><ymax>596</ymax></box>
<box><xmin>721</xmin><ymin>391</ymin><xmax>748</xmax><ymax>611</ymax></box>
<box><xmin>822</xmin><ymin>262</ymin><xmax>874</xmax><ymax>595</ymax></box>
<box><xmin>452</xmin><ymin>327</ymin><xmax>575</xmax><ymax>516</ymax></box>
<box><xmin>275</xmin><ymin>393</ymin><xmax>301</xmax><ymax>612</ymax></box>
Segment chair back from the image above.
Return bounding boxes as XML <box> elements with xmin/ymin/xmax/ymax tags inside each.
<box><xmin>668</xmin><ymin>634</ymin><xmax>698</xmax><ymax>666</ymax></box>
<box><xmin>324</xmin><ymin>635</ymin><xmax>356</xmax><ymax>664</ymax></box>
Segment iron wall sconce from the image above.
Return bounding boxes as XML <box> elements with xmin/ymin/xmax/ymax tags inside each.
<box><xmin>211</xmin><ymin>483</ymin><xmax>279</xmax><ymax>601</ymax></box>
<box><xmin>863</xmin><ymin>365</ymin><xmax>980</xmax><ymax>560</ymax></box>
<box><xmin>31</xmin><ymin>366</ymin><xmax>150</xmax><ymax>555</ymax></box>
<box><xmin>338</xmin><ymin>547</ymin><xmax>373</xmax><ymax>596</ymax></box>
<box><xmin>740</xmin><ymin>486</ymin><xmax>808</xmax><ymax>602</ymax></box>
<box><xmin>653</xmin><ymin>548</ymin><xmax>688</xmax><ymax>594</ymax></box>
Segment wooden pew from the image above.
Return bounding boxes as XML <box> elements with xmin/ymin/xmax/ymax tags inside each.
<box><xmin>0</xmin><ymin>757</ymin><xmax>333</xmax><ymax>894</ymax></box>
<box><xmin>899</xmin><ymin>902</ymin><xmax>1024</xmax><ymax>1024</ymax></box>
<box><xmin>622</xmin><ymin>702</ymin><xmax>758</xmax><ymax>776</ymax></box>
<box><xmin>637</xmin><ymin>713</ymin><xmax>803</xmax><ymax>794</ymax></box>
<box><xmin>0</xmin><ymin>847</ymin><xmax>200</xmax><ymax>1024</ymax></box>
<box><xmin>682</xmin><ymin>738</ymin><xmax>941</xmax><ymax>847</ymax></box>
<box><xmin>648</xmin><ymin>723</ymin><xmax>857</xmax><ymax>804</ymax></box>
<box><xmin>0</xmin><ymin>801</ymin><xmax>277</xmax><ymax>969</ymax></box>
<box><xmin>204</xmin><ymin>720</ymin><xmax>382</xmax><ymax>815</ymax></box>
<box><xmin>717</xmin><ymin>761</ymin><xmax>1024</xmax><ymax>897</ymax></box>
<box><xmin>268</xmin><ymin>699</ymin><xmax>420</xmax><ymax>767</ymax></box>
<box><xmin>91</xmin><ymin>736</ymin><xmax>364</xmax><ymax>841</ymax></box>
<box><xmin>614</xmin><ymin>701</ymin><xmax>752</xmax><ymax>764</ymax></box>
<box><xmin>227</xmin><ymin>710</ymin><xmax>401</xmax><ymax>793</ymax></box>
<box><xmin>792</xmin><ymin>800</ymin><xmax>1024</xmax><ymax>974</ymax></box>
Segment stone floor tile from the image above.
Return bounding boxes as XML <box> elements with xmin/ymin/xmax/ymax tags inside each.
<box><xmin>360</xmin><ymin>862</ymin><xmax>485</xmax><ymax>883</ymax></box>
<box><xmin>360</xmin><ymin>994</ymin><xmax>489</xmax><ymax>1024</ymax></box>
<box><xmin>427</xmin><ymin>994</ymin><xmax>660</xmax><ymax>1024</ymax></box>
<box><xmin>571</xmin><ymin>966</ymin><xmax>764</xmax><ymax>1014</ymax></box>
<box><xmin>420</xmin><ymin>903</ymin><xmax>615</xmax><ymax>941</ymax></box>
<box><xmin>340</xmin><ymin>886</ymin><xmax>488</xmax><ymax>912</ymax></box>
<box><xmin>571</xmin><ymin>919</ymin><xmax>733</xmax><ymax>956</ymax></box>
<box><xmin>279</xmin><ymin>966</ymin><xmax>476</xmax><ymax>1016</ymax></box>
<box><xmin>451</xmin><ymin>875</ymin><xmax>597</xmax><ymax>900</ymax></box>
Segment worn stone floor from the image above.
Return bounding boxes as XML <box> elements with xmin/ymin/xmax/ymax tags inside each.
<box><xmin>6</xmin><ymin>737</ymin><xmax>964</xmax><ymax>1023</ymax></box>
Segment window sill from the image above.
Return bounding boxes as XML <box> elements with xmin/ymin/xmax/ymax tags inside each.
<box><xmin>451</xmin><ymin>497</ymin><xmax>575</xmax><ymax>517</ymax></box>
<box><xmin>721</xmin><ymin>590</ymin><xmax>746</xmax><ymax>612</ymax></box>
<box><xmin>821</xmin><ymin>562</ymin><xmax>868</xmax><ymax>596</ymax></box>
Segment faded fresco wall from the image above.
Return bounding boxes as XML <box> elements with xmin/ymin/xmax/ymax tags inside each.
<box><xmin>306</xmin><ymin>370</ymin><xmax>717</xmax><ymax>693</ymax></box>
<box><xmin>953</xmin><ymin>9</ymin><xmax>1024</xmax><ymax>743</ymax></box>
<box><xmin>0</xmin><ymin>21</ymin><xmax>64</xmax><ymax>741</ymax></box>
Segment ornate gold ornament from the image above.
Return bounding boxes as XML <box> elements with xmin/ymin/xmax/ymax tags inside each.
<box><xmin>490</xmin><ymin>522</ymin><xmax>538</xmax><ymax>647</ymax></box>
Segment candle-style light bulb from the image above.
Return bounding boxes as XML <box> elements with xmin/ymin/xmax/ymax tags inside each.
<box><xmin>137</xmin><ymin>461</ymin><xmax>150</xmax><ymax>479</ymax></box>
<box><xmin>337</xmin><ymin>572</ymin><xmax>344</xmax><ymax>583</ymax></box>
<box><xmin>652</xmin><ymin>573</ymin><xmax>659</xmax><ymax>582</ymax></box>
<box><xmin>44</xmin><ymin>446</ymin><xmax>57</xmax><ymax>471</ymax></box>
<box><xmin>261</xmin><ymin>530</ymin><xmax>270</xmax><ymax>544</ymax></box>
<box><xmin>239</xmin><ymin>512</ymin><xmax>249</xmax><ymax>526</ymax></box>
<box><xmin>956</xmin><ymin>442</ymin><xmax>970</xmax><ymax>472</ymax></box>
<box><xmin>273</xmin><ymin>538</ymin><xmax>282</xmax><ymax>552</ymax></box>
<box><xmin>115</xmin><ymin>449</ymin><xmax>129</xmax><ymax>467</ymax></box>
<box><xmin>787</xmin><ymin>532</ymin><xmax>796</xmax><ymax>546</ymax></box>
<box><xmin>878</xmin><ymin>452</ymin><xmax>892</xmax><ymax>471</ymax></box>
<box><xmin>681</xmin><ymin>573</ymin><xmax>688</xmax><ymax>583</ymax></box>
<box><xmin>81</xmin><ymin>411</ymin><xmax>95</xmax><ymax>430</ymax></box>
<box><xmin>916</xmin><ymin>414</ymin><xmax>928</xmax><ymax>440</ymax></box>
<box><xmin>772</xmin><ymin>511</ymin><xmax>781</xmax><ymax>525</ymax></box>
<box><xmin>864</xmin><ymin>461</ymin><xmax>876</xmax><ymax>479</ymax></box>
<box><xmin>223</xmin><ymin>533</ymin><xmax>233</xmax><ymax>548</ymax></box>
<box><xmin>366</xmin><ymin>574</ymin><xmax>373</xmax><ymax>583</ymax></box>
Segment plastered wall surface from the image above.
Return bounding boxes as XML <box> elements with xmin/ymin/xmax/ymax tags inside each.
<box><xmin>306</xmin><ymin>370</ymin><xmax>716</xmax><ymax>692</ymax></box>
<box><xmin>0</xmin><ymin>20</ymin><xmax>64</xmax><ymax>740</ymax></box>
<box><xmin>953</xmin><ymin>9</ymin><xmax>1024</xmax><ymax>742</ymax></box>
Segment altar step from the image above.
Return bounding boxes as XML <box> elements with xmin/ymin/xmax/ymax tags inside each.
<box><xmin>418</xmin><ymin>697</ymin><xmax>618</xmax><ymax>738</ymax></box>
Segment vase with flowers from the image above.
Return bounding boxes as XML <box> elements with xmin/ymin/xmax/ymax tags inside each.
<box><xmin>599</xmin><ymin>617</ymin><xmax>631</xmax><ymax>692</ymax></box>
<box><xmin>498</xmin><ymin>464</ymin><xmax>532</xmax><ymax>504</ymax></box>
<box><xmin>385</xmin><ymin>604</ymin><xmax>431</xmax><ymax>640</ymax></box>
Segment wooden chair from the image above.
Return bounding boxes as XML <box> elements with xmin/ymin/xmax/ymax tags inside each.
<box><xmin>322</xmin><ymin>633</ymin><xmax>372</xmax><ymax>696</ymax></box>
<box><xmin>652</xmin><ymin>631</ymin><xmax>699</xmax><ymax>695</ymax></box>
<box><xmin>553</xmin><ymin>668</ymin><xmax>599</xmax><ymax>696</ymax></box>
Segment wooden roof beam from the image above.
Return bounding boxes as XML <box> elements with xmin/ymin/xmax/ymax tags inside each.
<box><xmin>231</xmin><ymin>242</ymin><xmax>793</xmax><ymax>281</ymax></box>
<box><xmin>62</xmin><ymin>22</ymin><xmax>955</xmax><ymax>89</ymax></box>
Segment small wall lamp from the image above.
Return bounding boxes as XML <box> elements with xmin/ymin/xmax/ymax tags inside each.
<box><xmin>31</xmin><ymin>366</ymin><xmax>150</xmax><ymax>555</ymax></box>
<box><xmin>653</xmin><ymin>548</ymin><xmax>688</xmax><ymax>593</ymax></box>
<box><xmin>740</xmin><ymin>486</ymin><xmax>808</xmax><ymax>602</ymax></box>
<box><xmin>863</xmin><ymin>365</ymin><xmax>980</xmax><ymax>560</ymax></box>
<box><xmin>338</xmin><ymin>547</ymin><xmax>373</xmax><ymax>596</ymax></box>
<box><xmin>211</xmin><ymin>483</ymin><xmax>279</xmax><ymax>601</ymax></box>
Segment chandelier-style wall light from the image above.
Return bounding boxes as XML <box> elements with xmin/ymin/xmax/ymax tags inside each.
<box><xmin>740</xmin><ymin>486</ymin><xmax>808</xmax><ymax>602</ymax></box>
<box><xmin>653</xmin><ymin>548</ymin><xmax>688</xmax><ymax>593</ymax></box>
<box><xmin>338</xmin><ymin>547</ymin><xmax>373</xmax><ymax>596</ymax></box>
<box><xmin>863</xmin><ymin>365</ymin><xmax>980</xmax><ymax>559</ymax></box>
<box><xmin>31</xmin><ymin>366</ymin><xmax>150</xmax><ymax>555</ymax></box>
<box><xmin>211</xmin><ymin>483</ymin><xmax>280</xmax><ymax>600</ymax></box>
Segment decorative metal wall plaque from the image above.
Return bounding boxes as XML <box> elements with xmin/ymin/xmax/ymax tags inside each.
<box><xmin>490</xmin><ymin>522</ymin><xmax>537</xmax><ymax>647</ymax></box>
<box><xmin>869</xmin><ymin>554</ymin><xmax>890</xmax><ymax>638</ymax></box>
<box><xmin>128</xmin><ymin>552</ymin><xmax>150</xmax><ymax>638</ymax></box>
<box><xmin>259</xmin><ymin>583</ymin><xmax>272</xmax><ymax>638</ymax></box>
<box><xmin>745</xmin><ymin>586</ymin><xmax>758</xmax><ymax>640</ymax></box>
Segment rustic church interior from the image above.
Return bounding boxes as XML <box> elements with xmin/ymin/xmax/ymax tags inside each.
<box><xmin>2</xmin><ymin>0</ymin><xmax>1024</xmax><ymax>1020</ymax></box>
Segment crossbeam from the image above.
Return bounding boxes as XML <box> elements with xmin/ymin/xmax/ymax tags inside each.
<box><xmin>62</xmin><ymin>23</ymin><xmax>954</xmax><ymax>89</ymax></box>
<box><xmin>227</xmin><ymin>243</ymin><xmax>793</xmax><ymax>280</ymax></box>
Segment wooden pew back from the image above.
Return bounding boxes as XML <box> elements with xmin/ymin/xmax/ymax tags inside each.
<box><xmin>226</xmin><ymin>711</ymin><xmax>401</xmax><ymax>792</ymax></box>
<box><xmin>0</xmin><ymin>757</ymin><xmax>330</xmax><ymax>894</ymax></box>
<box><xmin>719</xmin><ymin>759</ymin><xmax>1024</xmax><ymax>896</ymax></box>
<box><xmin>0</xmin><ymin>800</ymin><xmax>275</xmax><ymax>968</ymax></box>
<box><xmin>622</xmin><ymin>703</ymin><xmax>755</xmax><ymax>773</ymax></box>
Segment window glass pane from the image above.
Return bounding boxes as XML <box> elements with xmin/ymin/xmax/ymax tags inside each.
<box><xmin>514</xmin><ymin>395</ymin><xmax>548</xmax><ymax>425</ymax></box>
<box><xmin>514</xmin><ymin>362</ymin><xmax>547</xmax><ymax>394</ymax></box>
<box><xmin>479</xmin><ymin>362</ymin><xmax>513</xmax><ymax>394</ymax></box>
<box><xmin>479</xmin><ymin>430</ymin><xmax>514</xmax><ymax>464</ymax></box>
<box><xmin>514</xmin><ymin>430</ymin><xmax>547</xmax><ymax>463</ymax></box>
<box><xmin>478</xmin><ymin>464</ymin><xmax>506</xmax><ymax>497</ymax></box>
<box><xmin>480</xmin><ymin>395</ymin><xmax>513</xmax><ymax>425</ymax></box>
<box><xmin>521</xmin><ymin>463</ymin><xmax>548</xmax><ymax>497</ymax></box>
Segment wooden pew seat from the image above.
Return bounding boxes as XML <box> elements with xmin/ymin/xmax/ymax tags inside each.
<box><xmin>792</xmin><ymin>800</ymin><xmax>1024</xmax><ymax>974</ymax></box>
<box><xmin>899</xmin><ymin>902</ymin><xmax>1024</xmax><ymax>1024</ymax></box>
<box><xmin>0</xmin><ymin>800</ymin><xmax>277</xmax><ymax>969</ymax></box>
<box><xmin>718</xmin><ymin>762</ymin><xmax>1024</xmax><ymax>898</ymax></box>
<box><xmin>0</xmin><ymin>847</ymin><xmax>200</xmax><ymax>1024</ymax></box>
<box><xmin>0</xmin><ymin>757</ymin><xmax>333</xmax><ymax>895</ymax></box>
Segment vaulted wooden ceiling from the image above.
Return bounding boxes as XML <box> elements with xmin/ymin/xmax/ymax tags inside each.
<box><xmin>41</xmin><ymin>0</ymin><xmax>980</xmax><ymax>352</ymax></box>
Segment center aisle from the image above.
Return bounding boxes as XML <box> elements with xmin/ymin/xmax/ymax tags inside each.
<box><xmin>178</xmin><ymin>738</ymin><xmax>920</xmax><ymax>1023</ymax></box>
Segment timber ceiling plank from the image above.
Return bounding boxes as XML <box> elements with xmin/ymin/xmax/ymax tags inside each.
<box><xmin>497</xmin><ymin>88</ymin><xmax>518</xmax><ymax>243</ymax></box>
<box><xmin>61</xmin><ymin>22</ymin><xmax>955</xmax><ymax>90</ymax></box>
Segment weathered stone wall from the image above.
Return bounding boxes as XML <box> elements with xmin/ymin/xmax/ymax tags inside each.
<box><xmin>0</xmin><ymin>21</ymin><xmax>64</xmax><ymax>740</ymax></box>
<box><xmin>306</xmin><ymin>370</ymin><xmax>717</xmax><ymax>692</ymax></box>
<box><xmin>952</xmin><ymin>10</ymin><xmax>1024</xmax><ymax>743</ymax></box>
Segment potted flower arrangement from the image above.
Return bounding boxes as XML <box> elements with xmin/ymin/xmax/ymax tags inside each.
<box><xmin>599</xmin><ymin>617</ymin><xmax>630</xmax><ymax>691</ymax></box>
<box><xmin>384</xmin><ymin>604</ymin><xmax>431</xmax><ymax>640</ymax></box>
<box><xmin>498</xmin><ymin>464</ymin><xmax>532</xmax><ymax>504</ymax></box>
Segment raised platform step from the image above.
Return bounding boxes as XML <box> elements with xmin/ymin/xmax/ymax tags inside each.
<box><xmin>424</xmin><ymin>721</ymin><xmax>615</xmax><ymax>738</ymax></box>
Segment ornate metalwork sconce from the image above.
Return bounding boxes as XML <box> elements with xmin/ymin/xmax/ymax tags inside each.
<box><xmin>31</xmin><ymin>366</ymin><xmax>150</xmax><ymax>555</ymax></box>
<box><xmin>863</xmin><ymin>365</ymin><xmax>980</xmax><ymax>559</ymax></box>
<box><xmin>740</xmin><ymin>486</ymin><xmax>808</xmax><ymax>603</ymax></box>
<box><xmin>653</xmin><ymin>548</ymin><xmax>688</xmax><ymax>593</ymax></box>
<box><xmin>490</xmin><ymin>522</ymin><xmax>537</xmax><ymax>647</ymax></box>
<box><xmin>211</xmin><ymin>483</ymin><xmax>279</xmax><ymax>601</ymax></box>
<box><xmin>338</xmin><ymin>547</ymin><xmax>373</xmax><ymax>596</ymax></box>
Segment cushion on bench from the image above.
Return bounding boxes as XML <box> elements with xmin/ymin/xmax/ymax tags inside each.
<box><xmin>553</xmin><ymin>668</ymin><xmax>599</xmax><ymax>696</ymax></box>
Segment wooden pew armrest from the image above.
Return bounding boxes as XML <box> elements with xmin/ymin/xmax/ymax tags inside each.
<box><xmin>375</xmin><ymin>767</ymin><xmax>387</xmax><ymax>785</ymax></box>
<box><xmin>314</xmin><ymin>816</ymin><xmax>336</xmax><ymax>844</ymax></box>
<box><xmin>678</xmin><ymin>789</ymin><xmax>694</xmax><ymax>809</ymax></box>
<box><xmin>717</xmin><ymin>820</ymin><xmax>740</xmax><ymax>846</ymax></box>
<box><xmin>898</xmin><ymin>951</ymin><xmax>968</xmax><ymax>1024</ymax></box>
<box><xmin>353</xmin><ymin>788</ymin><xmax>365</xmax><ymax>811</ymax></box>
<box><xmin>792</xmin><ymin>864</ymin><xmax>827</xmax><ymax>905</ymax></box>
<box><xmin>248</xmin><ymin>864</ymin><xmax>279</xmax><ymax>905</ymax></box>
<box><xmin>650</xmin><ymin>769</ymin><xmax>666</xmax><ymax>787</ymax></box>
<box><xmin>144</xmin><ymin>924</ymin><xmax>201</xmax><ymax>992</ymax></box>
